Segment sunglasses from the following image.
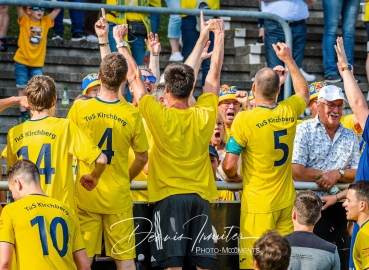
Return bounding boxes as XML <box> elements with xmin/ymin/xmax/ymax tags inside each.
<box><xmin>142</xmin><ymin>75</ymin><xmax>156</xmax><ymax>83</ymax></box>
<box><xmin>30</xmin><ymin>7</ymin><xmax>46</xmax><ymax>11</ymax></box>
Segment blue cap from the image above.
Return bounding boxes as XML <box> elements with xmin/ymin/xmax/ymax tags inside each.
<box><xmin>82</xmin><ymin>73</ymin><xmax>100</xmax><ymax>94</ymax></box>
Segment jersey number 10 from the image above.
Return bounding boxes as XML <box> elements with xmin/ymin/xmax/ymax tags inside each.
<box><xmin>31</xmin><ymin>216</ymin><xmax>69</xmax><ymax>257</ymax></box>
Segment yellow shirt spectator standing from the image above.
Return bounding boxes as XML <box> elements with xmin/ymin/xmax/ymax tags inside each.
<box><xmin>14</xmin><ymin>2</ymin><xmax>60</xmax><ymax>122</ymax></box>
<box><xmin>223</xmin><ymin>43</ymin><xmax>309</xmax><ymax>270</ymax></box>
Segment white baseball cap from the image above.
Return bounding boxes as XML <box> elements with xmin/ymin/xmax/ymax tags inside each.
<box><xmin>318</xmin><ymin>85</ymin><xmax>347</xmax><ymax>102</ymax></box>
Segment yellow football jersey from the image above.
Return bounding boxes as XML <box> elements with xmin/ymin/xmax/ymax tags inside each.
<box><xmin>131</xmin><ymin>118</ymin><xmax>153</xmax><ymax>202</ymax></box>
<box><xmin>67</xmin><ymin>97</ymin><xmax>149</xmax><ymax>214</ymax></box>
<box><xmin>230</xmin><ymin>95</ymin><xmax>306</xmax><ymax>213</ymax></box>
<box><xmin>0</xmin><ymin>194</ymin><xmax>85</xmax><ymax>270</ymax></box>
<box><xmin>6</xmin><ymin>117</ymin><xmax>101</xmax><ymax>209</ymax></box>
<box><xmin>138</xmin><ymin>94</ymin><xmax>219</xmax><ymax>202</ymax></box>
<box><xmin>353</xmin><ymin>220</ymin><xmax>369</xmax><ymax>270</ymax></box>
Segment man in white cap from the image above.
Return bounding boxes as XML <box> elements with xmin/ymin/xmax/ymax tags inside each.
<box><xmin>292</xmin><ymin>85</ymin><xmax>360</xmax><ymax>193</ymax></box>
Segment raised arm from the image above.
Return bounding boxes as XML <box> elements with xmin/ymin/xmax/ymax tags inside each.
<box><xmin>184</xmin><ymin>11</ymin><xmax>211</xmax><ymax>80</ymax></box>
<box><xmin>335</xmin><ymin>37</ymin><xmax>369</xmax><ymax>129</ymax></box>
<box><xmin>0</xmin><ymin>96</ymin><xmax>29</xmax><ymax>112</ymax></box>
<box><xmin>146</xmin><ymin>32</ymin><xmax>161</xmax><ymax>86</ymax></box>
<box><xmin>49</xmin><ymin>0</ymin><xmax>61</xmax><ymax>20</ymax></box>
<box><xmin>17</xmin><ymin>6</ymin><xmax>25</xmax><ymax>19</ymax></box>
<box><xmin>114</xmin><ymin>24</ymin><xmax>147</xmax><ymax>102</ymax></box>
<box><xmin>272</xmin><ymin>42</ymin><xmax>309</xmax><ymax>104</ymax></box>
<box><xmin>95</xmin><ymin>8</ymin><xmax>111</xmax><ymax>60</ymax></box>
<box><xmin>203</xmin><ymin>18</ymin><xmax>225</xmax><ymax>96</ymax></box>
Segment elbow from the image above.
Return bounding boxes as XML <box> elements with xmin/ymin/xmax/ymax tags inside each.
<box><xmin>138</xmin><ymin>151</ymin><xmax>148</xmax><ymax>165</ymax></box>
<box><xmin>291</xmin><ymin>165</ymin><xmax>302</xmax><ymax>181</ymax></box>
<box><xmin>97</xmin><ymin>153</ymin><xmax>108</xmax><ymax>166</ymax></box>
<box><xmin>222</xmin><ymin>162</ymin><xmax>235</xmax><ymax>177</ymax></box>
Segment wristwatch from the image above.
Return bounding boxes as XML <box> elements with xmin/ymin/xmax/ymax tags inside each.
<box><xmin>341</xmin><ymin>64</ymin><xmax>352</xmax><ymax>72</ymax></box>
<box><xmin>116</xmin><ymin>41</ymin><xmax>128</xmax><ymax>49</ymax></box>
<box><xmin>339</xmin><ymin>169</ymin><xmax>345</xmax><ymax>179</ymax></box>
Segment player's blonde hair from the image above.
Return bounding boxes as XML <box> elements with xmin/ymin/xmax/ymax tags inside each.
<box><xmin>25</xmin><ymin>75</ymin><xmax>56</xmax><ymax>112</ymax></box>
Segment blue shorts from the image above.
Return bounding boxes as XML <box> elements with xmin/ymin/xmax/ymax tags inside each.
<box><xmin>14</xmin><ymin>62</ymin><xmax>43</xmax><ymax>88</ymax></box>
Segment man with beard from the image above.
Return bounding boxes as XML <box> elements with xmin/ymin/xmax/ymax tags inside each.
<box><xmin>292</xmin><ymin>85</ymin><xmax>360</xmax><ymax>193</ymax></box>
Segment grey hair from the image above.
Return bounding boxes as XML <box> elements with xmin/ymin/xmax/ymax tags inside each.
<box><xmin>138</xmin><ymin>65</ymin><xmax>153</xmax><ymax>76</ymax></box>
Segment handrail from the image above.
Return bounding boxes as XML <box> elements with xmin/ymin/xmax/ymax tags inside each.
<box><xmin>0</xmin><ymin>181</ymin><xmax>350</xmax><ymax>191</ymax></box>
<box><xmin>0</xmin><ymin>0</ymin><xmax>293</xmax><ymax>99</ymax></box>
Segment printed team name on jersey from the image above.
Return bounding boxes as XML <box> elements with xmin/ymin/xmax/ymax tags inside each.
<box><xmin>14</xmin><ymin>130</ymin><xmax>57</xmax><ymax>142</ymax></box>
<box><xmin>24</xmin><ymin>202</ymin><xmax>69</xmax><ymax>215</ymax></box>
<box><xmin>256</xmin><ymin>117</ymin><xmax>295</xmax><ymax>128</ymax></box>
<box><xmin>84</xmin><ymin>112</ymin><xmax>127</xmax><ymax>127</ymax></box>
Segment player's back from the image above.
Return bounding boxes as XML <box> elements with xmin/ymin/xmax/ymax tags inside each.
<box><xmin>138</xmin><ymin>93</ymin><xmax>219</xmax><ymax>202</ymax></box>
<box><xmin>67</xmin><ymin>97</ymin><xmax>148</xmax><ymax>214</ymax></box>
<box><xmin>231</xmin><ymin>95</ymin><xmax>306</xmax><ymax>212</ymax></box>
<box><xmin>0</xmin><ymin>194</ymin><xmax>84</xmax><ymax>270</ymax></box>
<box><xmin>6</xmin><ymin>117</ymin><xmax>100</xmax><ymax>209</ymax></box>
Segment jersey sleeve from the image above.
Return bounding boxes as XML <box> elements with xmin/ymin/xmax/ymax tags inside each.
<box><xmin>67</xmin><ymin>120</ymin><xmax>102</xmax><ymax>165</ymax></box>
<box><xmin>230</xmin><ymin>112</ymin><xmax>247</xmax><ymax>148</ymax></box>
<box><xmin>44</xmin><ymin>14</ymin><xmax>54</xmax><ymax>28</ymax></box>
<box><xmin>0</xmin><ymin>206</ymin><xmax>15</xmax><ymax>245</ymax></box>
<box><xmin>6</xmin><ymin>132</ymin><xmax>17</xmax><ymax>169</ymax></box>
<box><xmin>18</xmin><ymin>13</ymin><xmax>27</xmax><ymax>26</ymax></box>
<box><xmin>292</xmin><ymin>124</ymin><xmax>309</xmax><ymax>166</ymax></box>
<box><xmin>131</xmin><ymin>114</ymin><xmax>149</xmax><ymax>154</ymax></box>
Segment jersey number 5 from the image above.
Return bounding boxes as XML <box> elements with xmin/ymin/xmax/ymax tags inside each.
<box><xmin>98</xmin><ymin>128</ymin><xmax>114</xmax><ymax>164</ymax></box>
<box><xmin>31</xmin><ymin>216</ymin><xmax>69</xmax><ymax>257</ymax></box>
<box><xmin>17</xmin><ymin>144</ymin><xmax>55</xmax><ymax>184</ymax></box>
<box><xmin>274</xmin><ymin>129</ymin><xmax>288</xmax><ymax>166</ymax></box>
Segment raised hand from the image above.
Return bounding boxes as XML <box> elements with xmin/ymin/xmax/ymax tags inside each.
<box><xmin>272</xmin><ymin>42</ymin><xmax>293</xmax><ymax>63</ymax></box>
<box><xmin>235</xmin><ymin>90</ymin><xmax>251</xmax><ymax>110</ymax></box>
<box><xmin>335</xmin><ymin>37</ymin><xmax>354</xmax><ymax>78</ymax></box>
<box><xmin>145</xmin><ymin>32</ymin><xmax>161</xmax><ymax>55</ymax></box>
<box><xmin>95</xmin><ymin>8</ymin><xmax>109</xmax><ymax>40</ymax></box>
<box><xmin>113</xmin><ymin>24</ymin><xmax>128</xmax><ymax>44</ymax></box>
<box><xmin>273</xmin><ymin>65</ymin><xmax>289</xmax><ymax>86</ymax></box>
<box><xmin>208</xmin><ymin>18</ymin><xmax>225</xmax><ymax>34</ymax></box>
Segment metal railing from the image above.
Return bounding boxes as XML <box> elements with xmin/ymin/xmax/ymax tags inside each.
<box><xmin>0</xmin><ymin>181</ymin><xmax>349</xmax><ymax>191</ymax></box>
<box><xmin>0</xmin><ymin>0</ymin><xmax>293</xmax><ymax>99</ymax></box>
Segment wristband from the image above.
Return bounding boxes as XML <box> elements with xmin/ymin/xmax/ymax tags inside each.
<box><xmin>151</xmin><ymin>53</ymin><xmax>159</xmax><ymax>56</ymax></box>
<box><xmin>99</xmin><ymin>41</ymin><xmax>109</xmax><ymax>47</ymax></box>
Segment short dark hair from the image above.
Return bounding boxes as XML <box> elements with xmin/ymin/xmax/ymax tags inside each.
<box><xmin>253</xmin><ymin>231</ymin><xmax>291</xmax><ymax>270</ymax></box>
<box><xmin>152</xmin><ymin>82</ymin><xmax>166</xmax><ymax>101</ymax></box>
<box><xmin>74</xmin><ymin>94</ymin><xmax>93</xmax><ymax>102</ymax></box>
<box><xmin>164</xmin><ymin>63</ymin><xmax>195</xmax><ymax>100</ymax></box>
<box><xmin>294</xmin><ymin>190</ymin><xmax>322</xmax><ymax>226</ymax></box>
<box><xmin>254</xmin><ymin>68</ymin><xmax>280</xmax><ymax>101</ymax></box>
<box><xmin>99</xmin><ymin>52</ymin><xmax>128</xmax><ymax>91</ymax></box>
<box><xmin>25</xmin><ymin>75</ymin><xmax>56</xmax><ymax>112</ymax></box>
<box><xmin>348</xmin><ymin>181</ymin><xmax>369</xmax><ymax>204</ymax></box>
<box><xmin>6</xmin><ymin>160</ymin><xmax>40</xmax><ymax>184</ymax></box>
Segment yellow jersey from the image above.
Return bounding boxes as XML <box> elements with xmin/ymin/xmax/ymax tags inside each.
<box><xmin>353</xmin><ymin>220</ymin><xmax>369</xmax><ymax>270</ymax></box>
<box><xmin>131</xmin><ymin>118</ymin><xmax>153</xmax><ymax>202</ymax></box>
<box><xmin>0</xmin><ymin>194</ymin><xmax>85</xmax><ymax>270</ymax></box>
<box><xmin>14</xmin><ymin>14</ymin><xmax>54</xmax><ymax>67</ymax></box>
<box><xmin>67</xmin><ymin>97</ymin><xmax>149</xmax><ymax>214</ymax></box>
<box><xmin>6</xmin><ymin>117</ymin><xmax>101</xmax><ymax>209</ymax></box>
<box><xmin>365</xmin><ymin>2</ymin><xmax>369</xmax><ymax>22</ymax></box>
<box><xmin>230</xmin><ymin>95</ymin><xmax>306</xmax><ymax>213</ymax></box>
<box><xmin>138</xmin><ymin>94</ymin><xmax>219</xmax><ymax>202</ymax></box>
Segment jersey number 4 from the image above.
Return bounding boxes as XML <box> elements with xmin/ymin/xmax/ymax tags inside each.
<box><xmin>17</xmin><ymin>144</ymin><xmax>55</xmax><ymax>184</ymax></box>
<box><xmin>31</xmin><ymin>216</ymin><xmax>69</xmax><ymax>257</ymax></box>
<box><xmin>98</xmin><ymin>128</ymin><xmax>115</xmax><ymax>164</ymax></box>
<box><xmin>274</xmin><ymin>129</ymin><xmax>288</xmax><ymax>166</ymax></box>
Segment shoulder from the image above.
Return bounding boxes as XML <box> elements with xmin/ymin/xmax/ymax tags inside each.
<box><xmin>195</xmin><ymin>93</ymin><xmax>218</xmax><ymax>108</ymax></box>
